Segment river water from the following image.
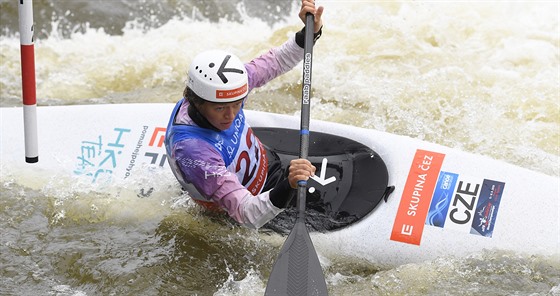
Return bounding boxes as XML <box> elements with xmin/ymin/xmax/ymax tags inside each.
<box><xmin>1</xmin><ymin>0</ymin><xmax>559</xmax><ymax>295</ymax></box>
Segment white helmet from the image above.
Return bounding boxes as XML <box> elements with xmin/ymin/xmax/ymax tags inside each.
<box><xmin>187</xmin><ymin>50</ymin><xmax>248</xmax><ymax>103</ymax></box>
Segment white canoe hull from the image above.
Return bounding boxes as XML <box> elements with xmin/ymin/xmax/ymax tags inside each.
<box><xmin>1</xmin><ymin>104</ymin><xmax>558</xmax><ymax>267</ymax></box>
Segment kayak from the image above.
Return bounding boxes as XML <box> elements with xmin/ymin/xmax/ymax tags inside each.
<box><xmin>1</xmin><ymin>103</ymin><xmax>558</xmax><ymax>268</ymax></box>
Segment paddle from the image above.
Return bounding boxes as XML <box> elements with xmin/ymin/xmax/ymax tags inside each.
<box><xmin>265</xmin><ymin>13</ymin><xmax>328</xmax><ymax>296</ymax></box>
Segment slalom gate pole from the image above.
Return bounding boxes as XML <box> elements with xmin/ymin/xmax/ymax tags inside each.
<box><xmin>18</xmin><ymin>0</ymin><xmax>39</xmax><ymax>163</ymax></box>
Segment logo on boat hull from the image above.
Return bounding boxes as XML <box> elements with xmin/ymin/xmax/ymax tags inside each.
<box><xmin>391</xmin><ymin>150</ymin><xmax>445</xmax><ymax>245</ymax></box>
<box><xmin>391</xmin><ymin>149</ymin><xmax>506</xmax><ymax>246</ymax></box>
<box><xmin>74</xmin><ymin>126</ymin><xmax>168</xmax><ymax>184</ymax></box>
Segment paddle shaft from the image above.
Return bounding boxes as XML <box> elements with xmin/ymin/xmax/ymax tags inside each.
<box><xmin>297</xmin><ymin>13</ymin><xmax>314</xmax><ymax>218</ymax></box>
<box><xmin>264</xmin><ymin>13</ymin><xmax>328</xmax><ymax>296</ymax></box>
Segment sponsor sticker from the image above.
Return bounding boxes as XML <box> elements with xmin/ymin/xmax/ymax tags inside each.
<box><xmin>390</xmin><ymin>149</ymin><xmax>507</xmax><ymax>245</ymax></box>
<box><xmin>74</xmin><ymin>127</ymin><xmax>131</xmax><ymax>183</ymax></box>
<box><xmin>74</xmin><ymin>126</ymin><xmax>168</xmax><ymax>183</ymax></box>
<box><xmin>125</xmin><ymin>126</ymin><xmax>168</xmax><ymax>179</ymax></box>
<box><xmin>216</xmin><ymin>83</ymin><xmax>247</xmax><ymax>99</ymax></box>
<box><xmin>424</xmin><ymin>174</ymin><xmax>505</xmax><ymax>238</ymax></box>
<box><xmin>390</xmin><ymin>149</ymin><xmax>445</xmax><ymax>245</ymax></box>
<box><xmin>470</xmin><ymin>179</ymin><xmax>505</xmax><ymax>237</ymax></box>
<box><xmin>426</xmin><ymin>171</ymin><xmax>459</xmax><ymax>228</ymax></box>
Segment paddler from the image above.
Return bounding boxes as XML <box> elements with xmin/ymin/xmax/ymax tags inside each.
<box><xmin>164</xmin><ymin>0</ymin><xmax>324</xmax><ymax>228</ymax></box>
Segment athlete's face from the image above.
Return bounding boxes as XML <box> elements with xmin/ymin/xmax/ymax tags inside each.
<box><xmin>198</xmin><ymin>99</ymin><xmax>243</xmax><ymax>131</ymax></box>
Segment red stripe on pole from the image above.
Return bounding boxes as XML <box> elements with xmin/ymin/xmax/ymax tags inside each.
<box><xmin>20</xmin><ymin>44</ymin><xmax>36</xmax><ymax>106</ymax></box>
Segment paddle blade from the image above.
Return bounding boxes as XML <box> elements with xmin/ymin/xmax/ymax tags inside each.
<box><xmin>265</xmin><ymin>221</ymin><xmax>328</xmax><ymax>296</ymax></box>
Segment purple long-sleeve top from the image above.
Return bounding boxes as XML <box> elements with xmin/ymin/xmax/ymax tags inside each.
<box><xmin>169</xmin><ymin>36</ymin><xmax>304</xmax><ymax>228</ymax></box>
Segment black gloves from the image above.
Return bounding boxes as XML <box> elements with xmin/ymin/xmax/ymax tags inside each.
<box><xmin>295</xmin><ymin>25</ymin><xmax>323</xmax><ymax>48</ymax></box>
<box><xmin>269</xmin><ymin>178</ymin><xmax>296</xmax><ymax>209</ymax></box>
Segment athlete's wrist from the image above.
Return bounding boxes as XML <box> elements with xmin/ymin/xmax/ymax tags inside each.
<box><xmin>295</xmin><ymin>25</ymin><xmax>323</xmax><ymax>48</ymax></box>
<box><xmin>269</xmin><ymin>178</ymin><xmax>296</xmax><ymax>208</ymax></box>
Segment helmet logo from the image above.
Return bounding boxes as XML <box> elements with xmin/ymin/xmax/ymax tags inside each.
<box><xmin>215</xmin><ymin>55</ymin><xmax>244</xmax><ymax>84</ymax></box>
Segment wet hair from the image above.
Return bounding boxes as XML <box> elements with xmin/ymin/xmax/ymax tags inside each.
<box><xmin>183</xmin><ymin>86</ymin><xmax>206</xmax><ymax>107</ymax></box>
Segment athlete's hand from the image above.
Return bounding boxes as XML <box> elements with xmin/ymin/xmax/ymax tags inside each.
<box><xmin>288</xmin><ymin>159</ymin><xmax>316</xmax><ymax>189</ymax></box>
<box><xmin>299</xmin><ymin>0</ymin><xmax>324</xmax><ymax>33</ymax></box>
